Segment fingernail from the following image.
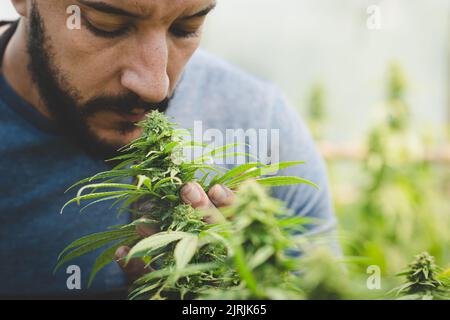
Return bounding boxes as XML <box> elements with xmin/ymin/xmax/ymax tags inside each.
<box><xmin>115</xmin><ymin>247</ymin><xmax>129</xmax><ymax>260</ymax></box>
<box><xmin>212</xmin><ymin>185</ymin><xmax>228</xmax><ymax>201</ymax></box>
<box><xmin>136</xmin><ymin>224</ymin><xmax>154</xmax><ymax>238</ymax></box>
<box><xmin>181</xmin><ymin>183</ymin><xmax>202</xmax><ymax>204</ymax></box>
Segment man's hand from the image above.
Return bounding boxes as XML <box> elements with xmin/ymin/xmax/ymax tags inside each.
<box><xmin>114</xmin><ymin>182</ymin><xmax>235</xmax><ymax>282</ymax></box>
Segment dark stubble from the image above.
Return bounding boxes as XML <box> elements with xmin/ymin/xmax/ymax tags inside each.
<box><xmin>26</xmin><ymin>2</ymin><xmax>170</xmax><ymax>158</ymax></box>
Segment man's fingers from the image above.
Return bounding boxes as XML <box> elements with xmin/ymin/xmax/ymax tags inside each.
<box><xmin>117</xmin><ymin>184</ymin><xmax>233</xmax><ymax>281</ymax></box>
<box><xmin>208</xmin><ymin>184</ymin><xmax>235</xmax><ymax>208</ymax></box>
<box><xmin>115</xmin><ymin>246</ymin><xmax>149</xmax><ymax>282</ymax></box>
<box><xmin>180</xmin><ymin>182</ymin><xmax>225</xmax><ymax>224</ymax></box>
<box><xmin>135</xmin><ymin>216</ymin><xmax>158</xmax><ymax>238</ymax></box>
<box><xmin>180</xmin><ymin>182</ymin><xmax>211</xmax><ymax>209</ymax></box>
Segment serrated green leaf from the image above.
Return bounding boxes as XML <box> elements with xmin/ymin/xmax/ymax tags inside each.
<box><xmin>255</xmin><ymin>176</ymin><xmax>318</xmax><ymax>188</ymax></box>
<box><xmin>77</xmin><ymin>183</ymin><xmax>137</xmax><ymax>198</ymax></box>
<box><xmin>248</xmin><ymin>246</ymin><xmax>275</xmax><ymax>269</ymax></box>
<box><xmin>153</xmin><ymin>177</ymin><xmax>183</xmax><ymax>190</ymax></box>
<box><xmin>57</xmin><ymin>228</ymin><xmax>136</xmax><ymax>260</ymax></box>
<box><xmin>137</xmin><ymin>175</ymin><xmax>152</xmax><ymax>191</ymax></box>
<box><xmin>79</xmin><ymin>194</ymin><xmax>127</xmax><ymax>213</ymax></box>
<box><xmin>60</xmin><ymin>191</ymin><xmax>133</xmax><ymax>213</ymax></box>
<box><xmin>55</xmin><ymin>232</ymin><xmax>135</xmax><ymax>273</ymax></box>
<box><xmin>88</xmin><ymin>236</ymin><xmax>140</xmax><ymax>287</ymax></box>
<box><xmin>174</xmin><ymin>235</ymin><xmax>199</xmax><ymax>271</ymax></box>
<box><xmin>127</xmin><ymin>232</ymin><xmax>190</xmax><ymax>262</ymax></box>
<box><xmin>226</xmin><ymin>161</ymin><xmax>305</xmax><ymax>187</ymax></box>
<box><xmin>211</xmin><ymin>162</ymin><xmax>263</xmax><ymax>187</ymax></box>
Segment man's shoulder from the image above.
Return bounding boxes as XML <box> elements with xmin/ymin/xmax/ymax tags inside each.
<box><xmin>183</xmin><ymin>49</ymin><xmax>280</xmax><ymax>102</ymax></box>
<box><xmin>175</xmin><ymin>49</ymin><xmax>285</xmax><ymax>127</ymax></box>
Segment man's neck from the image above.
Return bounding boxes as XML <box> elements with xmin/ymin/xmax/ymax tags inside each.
<box><xmin>1</xmin><ymin>20</ymin><xmax>51</xmax><ymax>118</ymax></box>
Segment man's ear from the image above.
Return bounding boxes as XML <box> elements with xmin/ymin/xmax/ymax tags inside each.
<box><xmin>10</xmin><ymin>0</ymin><xmax>30</xmax><ymax>17</ymax></box>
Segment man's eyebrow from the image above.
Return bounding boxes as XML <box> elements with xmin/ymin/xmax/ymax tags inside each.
<box><xmin>77</xmin><ymin>0</ymin><xmax>217</xmax><ymax>20</ymax></box>
<box><xmin>181</xmin><ymin>2</ymin><xmax>217</xmax><ymax>20</ymax></box>
<box><xmin>77</xmin><ymin>0</ymin><xmax>143</xmax><ymax>18</ymax></box>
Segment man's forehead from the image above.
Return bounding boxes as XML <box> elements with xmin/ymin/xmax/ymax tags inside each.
<box><xmin>76</xmin><ymin>0</ymin><xmax>217</xmax><ymax>20</ymax></box>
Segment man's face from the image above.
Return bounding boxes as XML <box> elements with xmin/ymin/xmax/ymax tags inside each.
<box><xmin>26</xmin><ymin>0</ymin><xmax>215</xmax><ymax>156</ymax></box>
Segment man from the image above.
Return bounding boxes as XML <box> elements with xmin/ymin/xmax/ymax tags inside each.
<box><xmin>0</xmin><ymin>0</ymin><xmax>337</xmax><ymax>298</ymax></box>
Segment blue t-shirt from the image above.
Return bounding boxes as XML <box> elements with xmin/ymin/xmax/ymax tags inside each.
<box><xmin>0</xmin><ymin>46</ymin><xmax>338</xmax><ymax>296</ymax></box>
<box><xmin>0</xmin><ymin>74</ymin><xmax>129</xmax><ymax>296</ymax></box>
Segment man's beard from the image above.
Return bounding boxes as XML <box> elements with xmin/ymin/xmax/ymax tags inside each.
<box><xmin>26</xmin><ymin>2</ymin><xmax>170</xmax><ymax>159</ymax></box>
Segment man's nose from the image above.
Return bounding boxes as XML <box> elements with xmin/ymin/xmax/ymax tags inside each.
<box><xmin>120</xmin><ymin>31</ymin><xmax>170</xmax><ymax>104</ymax></box>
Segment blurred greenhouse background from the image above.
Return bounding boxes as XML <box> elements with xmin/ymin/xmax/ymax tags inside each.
<box><xmin>202</xmin><ymin>0</ymin><xmax>450</xmax><ymax>283</ymax></box>
<box><xmin>1</xmin><ymin>0</ymin><xmax>449</xmax><ymax>293</ymax></box>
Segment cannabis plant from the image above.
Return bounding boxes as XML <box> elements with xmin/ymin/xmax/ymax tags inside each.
<box><xmin>336</xmin><ymin>63</ymin><xmax>450</xmax><ymax>276</ymax></box>
<box><xmin>197</xmin><ymin>181</ymin><xmax>316</xmax><ymax>300</ymax></box>
<box><xmin>393</xmin><ymin>252</ymin><xmax>450</xmax><ymax>300</ymax></box>
<box><xmin>306</xmin><ymin>83</ymin><xmax>327</xmax><ymax>141</ymax></box>
<box><xmin>56</xmin><ymin>110</ymin><xmax>318</xmax><ymax>299</ymax></box>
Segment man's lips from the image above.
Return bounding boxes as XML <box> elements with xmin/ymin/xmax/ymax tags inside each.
<box><xmin>117</xmin><ymin>111</ymin><xmax>147</xmax><ymax>123</ymax></box>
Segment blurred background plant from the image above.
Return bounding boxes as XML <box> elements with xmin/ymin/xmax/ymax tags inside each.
<box><xmin>201</xmin><ymin>0</ymin><xmax>450</xmax><ymax>294</ymax></box>
<box><xmin>330</xmin><ymin>63</ymin><xmax>450</xmax><ymax>291</ymax></box>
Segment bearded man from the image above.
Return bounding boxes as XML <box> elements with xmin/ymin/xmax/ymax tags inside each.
<box><xmin>0</xmin><ymin>0</ymin><xmax>338</xmax><ymax>299</ymax></box>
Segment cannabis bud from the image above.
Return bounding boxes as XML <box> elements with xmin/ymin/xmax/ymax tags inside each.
<box><xmin>395</xmin><ymin>252</ymin><xmax>448</xmax><ymax>300</ymax></box>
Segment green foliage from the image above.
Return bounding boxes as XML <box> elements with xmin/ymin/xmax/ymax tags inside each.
<box><xmin>393</xmin><ymin>252</ymin><xmax>450</xmax><ymax>300</ymax></box>
<box><xmin>306</xmin><ymin>83</ymin><xmax>326</xmax><ymax>140</ymax></box>
<box><xmin>57</xmin><ymin>110</ymin><xmax>317</xmax><ymax>298</ymax></box>
<box><xmin>297</xmin><ymin>248</ymin><xmax>365</xmax><ymax>300</ymax></box>
<box><xmin>330</xmin><ymin>63</ymin><xmax>450</xmax><ymax>277</ymax></box>
<box><xmin>55</xmin><ymin>226</ymin><xmax>140</xmax><ymax>278</ymax></box>
<box><xmin>303</xmin><ymin>62</ymin><xmax>449</xmax><ymax>300</ymax></box>
<box><xmin>198</xmin><ymin>182</ymin><xmax>315</xmax><ymax>300</ymax></box>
